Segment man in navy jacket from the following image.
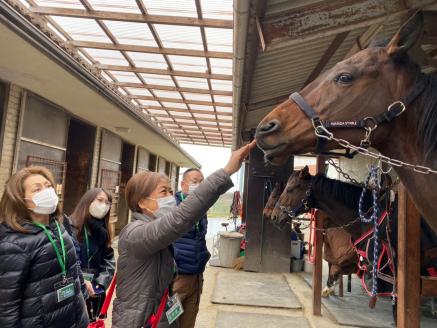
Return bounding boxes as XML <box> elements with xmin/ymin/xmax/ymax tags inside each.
<box><xmin>173</xmin><ymin>168</ymin><xmax>210</xmax><ymax>328</ymax></box>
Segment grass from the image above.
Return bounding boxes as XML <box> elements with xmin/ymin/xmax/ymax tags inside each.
<box><xmin>207</xmin><ymin>192</ymin><xmax>234</xmax><ymax>218</ymax></box>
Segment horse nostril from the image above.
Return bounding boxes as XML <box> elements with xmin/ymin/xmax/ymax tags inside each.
<box><xmin>257</xmin><ymin>120</ymin><xmax>281</xmax><ymax>136</ymax></box>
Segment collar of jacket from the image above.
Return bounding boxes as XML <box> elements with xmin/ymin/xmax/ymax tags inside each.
<box><xmin>2</xmin><ymin>216</ymin><xmax>59</xmax><ymax>234</ymax></box>
<box><xmin>131</xmin><ymin>211</ymin><xmax>154</xmax><ymax>223</ymax></box>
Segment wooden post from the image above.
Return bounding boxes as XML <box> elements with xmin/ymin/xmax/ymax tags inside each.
<box><xmin>397</xmin><ymin>183</ymin><xmax>421</xmax><ymax>328</ymax></box>
<box><xmin>338</xmin><ymin>275</ymin><xmax>344</xmax><ymax>297</ymax></box>
<box><xmin>312</xmin><ymin>156</ymin><xmax>326</xmax><ymax>315</ymax></box>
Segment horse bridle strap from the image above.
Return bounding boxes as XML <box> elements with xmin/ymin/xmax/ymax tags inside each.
<box><xmin>289</xmin><ymin>74</ymin><xmax>428</xmax><ymax>151</ymax></box>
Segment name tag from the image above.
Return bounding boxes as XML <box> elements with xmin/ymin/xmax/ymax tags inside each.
<box><xmin>82</xmin><ymin>272</ymin><xmax>94</xmax><ymax>282</ymax></box>
<box><xmin>166</xmin><ymin>294</ymin><xmax>184</xmax><ymax>324</ymax></box>
<box><xmin>54</xmin><ymin>277</ymin><xmax>75</xmax><ymax>303</ymax></box>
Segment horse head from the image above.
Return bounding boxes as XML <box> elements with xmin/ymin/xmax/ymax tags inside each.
<box><xmin>271</xmin><ymin>166</ymin><xmax>312</xmax><ymax>226</ymax></box>
<box><xmin>255</xmin><ymin>13</ymin><xmax>424</xmax><ymax>165</ymax></box>
<box><xmin>263</xmin><ymin>181</ymin><xmax>284</xmax><ymax>219</ymax></box>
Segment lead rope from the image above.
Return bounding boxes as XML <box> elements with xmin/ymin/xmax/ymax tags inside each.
<box><xmin>358</xmin><ymin>165</ymin><xmax>381</xmax><ymax>308</ymax></box>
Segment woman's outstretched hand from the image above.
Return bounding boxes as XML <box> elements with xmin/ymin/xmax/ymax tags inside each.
<box><xmin>224</xmin><ymin>140</ymin><xmax>256</xmax><ymax>175</ymax></box>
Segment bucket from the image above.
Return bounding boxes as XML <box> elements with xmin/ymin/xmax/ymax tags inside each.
<box><xmin>291</xmin><ymin>259</ymin><xmax>304</xmax><ymax>272</ymax></box>
<box><xmin>217</xmin><ymin>231</ymin><xmax>244</xmax><ymax>268</ymax></box>
<box><xmin>304</xmin><ymin>256</ymin><xmax>314</xmax><ymax>273</ymax></box>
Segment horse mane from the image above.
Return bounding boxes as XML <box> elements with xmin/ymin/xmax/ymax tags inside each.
<box><xmin>311</xmin><ymin>173</ymin><xmax>373</xmax><ymax>210</ymax></box>
<box><xmin>416</xmin><ymin>73</ymin><xmax>437</xmax><ymax>159</ymax></box>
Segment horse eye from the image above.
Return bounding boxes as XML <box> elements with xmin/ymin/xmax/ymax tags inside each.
<box><xmin>334</xmin><ymin>73</ymin><xmax>354</xmax><ymax>84</ymax></box>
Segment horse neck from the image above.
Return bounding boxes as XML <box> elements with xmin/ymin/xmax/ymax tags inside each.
<box><xmin>310</xmin><ymin>176</ymin><xmax>365</xmax><ymax>238</ymax></box>
<box><xmin>380</xmin><ymin>113</ymin><xmax>437</xmax><ymax>233</ymax></box>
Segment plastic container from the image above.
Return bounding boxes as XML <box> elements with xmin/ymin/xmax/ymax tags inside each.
<box><xmin>291</xmin><ymin>259</ymin><xmax>304</xmax><ymax>272</ymax></box>
<box><xmin>291</xmin><ymin>240</ymin><xmax>303</xmax><ymax>259</ymax></box>
<box><xmin>217</xmin><ymin>231</ymin><xmax>244</xmax><ymax>268</ymax></box>
<box><xmin>304</xmin><ymin>255</ymin><xmax>314</xmax><ymax>273</ymax></box>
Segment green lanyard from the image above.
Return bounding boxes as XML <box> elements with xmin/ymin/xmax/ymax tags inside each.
<box><xmin>83</xmin><ymin>225</ymin><xmax>91</xmax><ymax>268</ymax></box>
<box><xmin>33</xmin><ymin>220</ymin><xmax>67</xmax><ymax>278</ymax></box>
<box><xmin>180</xmin><ymin>193</ymin><xmax>199</xmax><ymax>232</ymax></box>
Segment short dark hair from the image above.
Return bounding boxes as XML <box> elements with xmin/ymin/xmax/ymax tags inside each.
<box><xmin>182</xmin><ymin>168</ymin><xmax>202</xmax><ymax>180</ymax></box>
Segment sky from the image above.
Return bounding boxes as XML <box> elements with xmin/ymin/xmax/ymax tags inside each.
<box><xmin>179</xmin><ymin>144</ymin><xmax>240</xmax><ymax>191</ymax></box>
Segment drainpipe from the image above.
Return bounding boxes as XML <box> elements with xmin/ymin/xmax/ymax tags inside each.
<box><xmin>232</xmin><ymin>0</ymin><xmax>251</xmax><ymax>150</ymax></box>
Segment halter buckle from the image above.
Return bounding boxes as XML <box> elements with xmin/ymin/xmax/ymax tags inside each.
<box><xmin>387</xmin><ymin>101</ymin><xmax>406</xmax><ymax>117</ymax></box>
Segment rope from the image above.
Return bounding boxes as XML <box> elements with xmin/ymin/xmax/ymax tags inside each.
<box><xmin>358</xmin><ymin>165</ymin><xmax>381</xmax><ymax>308</ymax></box>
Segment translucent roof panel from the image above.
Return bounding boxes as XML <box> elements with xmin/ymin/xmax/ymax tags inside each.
<box><xmin>167</xmin><ymin>55</ymin><xmax>207</xmax><ymax>73</ymax></box>
<box><xmin>184</xmin><ymin>93</ymin><xmax>212</xmax><ymax>102</ymax></box>
<box><xmin>140</xmin><ymin>74</ymin><xmax>175</xmax><ymax>87</ymax></box>
<box><xmin>126</xmin><ymin>88</ymin><xmax>152</xmax><ymax>97</ymax></box>
<box><xmin>83</xmin><ymin>48</ymin><xmax>129</xmax><ymax>66</ymax></box>
<box><xmin>28</xmin><ymin>0</ymin><xmax>233</xmax><ymax>146</ymax></box>
<box><xmin>108</xmin><ymin>71</ymin><xmax>142</xmax><ymax>83</ymax></box>
<box><xmin>127</xmin><ymin>52</ymin><xmax>168</xmax><ymax>69</ymax></box>
<box><xmin>209</xmin><ymin>58</ymin><xmax>232</xmax><ymax>75</ymax></box>
<box><xmin>143</xmin><ymin>0</ymin><xmax>198</xmax><ymax>18</ymax></box>
<box><xmin>34</xmin><ymin>0</ymin><xmax>85</xmax><ymax>10</ymax></box>
<box><xmin>50</xmin><ymin>17</ymin><xmax>111</xmax><ymax>42</ymax></box>
<box><xmin>154</xmin><ymin>25</ymin><xmax>203</xmax><ymax>50</ymax></box>
<box><xmin>175</xmin><ymin>77</ymin><xmax>209</xmax><ymax>89</ymax></box>
<box><xmin>201</xmin><ymin>0</ymin><xmax>233</xmax><ymax>20</ymax></box>
<box><xmin>205</xmin><ymin>28</ymin><xmax>232</xmax><ymax>52</ymax></box>
<box><xmin>87</xmin><ymin>0</ymin><xmax>141</xmax><ymax>14</ymax></box>
<box><xmin>101</xmin><ymin>21</ymin><xmax>157</xmax><ymax>47</ymax></box>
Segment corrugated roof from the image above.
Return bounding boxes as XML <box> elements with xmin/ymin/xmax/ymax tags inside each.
<box><xmin>15</xmin><ymin>0</ymin><xmax>234</xmax><ymax>147</ymax></box>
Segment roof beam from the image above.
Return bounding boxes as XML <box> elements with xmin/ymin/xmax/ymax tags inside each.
<box><xmin>143</xmin><ymin>106</ymin><xmax>232</xmax><ymax>116</ymax></box>
<box><xmin>154</xmin><ymin>114</ymin><xmax>231</xmax><ymax>123</ymax></box>
<box><xmin>131</xmin><ymin>95</ymin><xmax>231</xmax><ymax>107</ymax></box>
<box><xmin>261</xmin><ymin>0</ymin><xmax>437</xmax><ymax>49</ymax></box>
<box><xmin>97</xmin><ymin>64</ymin><xmax>232</xmax><ymax>80</ymax></box>
<box><xmin>31</xmin><ymin>6</ymin><xmax>233</xmax><ymax>28</ymax></box>
<box><xmin>343</xmin><ymin>24</ymin><xmax>383</xmax><ymax>59</ymax></box>
<box><xmin>116</xmin><ymin>82</ymin><xmax>232</xmax><ymax>96</ymax></box>
<box><xmin>303</xmin><ymin>31</ymin><xmax>349</xmax><ymax>86</ymax></box>
<box><xmin>69</xmin><ymin>40</ymin><xmax>232</xmax><ymax>59</ymax></box>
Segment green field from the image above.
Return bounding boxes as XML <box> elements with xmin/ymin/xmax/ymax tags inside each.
<box><xmin>207</xmin><ymin>192</ymin><xmax>235</xmax><ymax>218</ymax></box>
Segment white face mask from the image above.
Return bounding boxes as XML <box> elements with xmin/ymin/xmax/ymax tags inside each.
<box><xmin>28</xmin><ymin>187</ymin><xmax>59</xmax><ymax>215</ymax></box>
<box><xmin>89</xmin><ymin>200</ymin><xmax>110</xmax><ymax>219</ymax></box>
<box><xmin>188</xmin><ymin>183</ymin><xmax>199</xmax><ymax>194</ymax></box>
<box><xmin>156</xmin><ymin>195</ymin><xmax>177</xmax><ymax>210</ymax></box>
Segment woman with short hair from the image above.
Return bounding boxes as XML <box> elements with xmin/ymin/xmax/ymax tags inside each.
<box><xmin>0</xmin><ymin>166</ymin><xmax>89</xmax><ymax>328</ymax></box>
<box><xmin>112</xmin><ymin>142</ymin><xmax>254</xmax><ymax>328</ymax></box>
<box><xmin>69</xmin><ymin>188</ymin><xmax>115</xmax><ymax>322</ymax></box>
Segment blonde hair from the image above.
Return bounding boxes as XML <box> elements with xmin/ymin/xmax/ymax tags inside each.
<box><xmin>0</xmin><ymin>166</ymin><xmax>62</xmax><ymax>232</ymax></box>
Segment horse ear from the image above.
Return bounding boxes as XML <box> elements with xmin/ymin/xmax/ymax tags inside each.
<box><xmin>299</xmin><ymin>165</ymin><xmax>310</xmax><ymax>179</ymax></box>
<box><xmin>386</xmin><ymin>11</ymin><xmax>424</xmax><ymax>58</ymax></box>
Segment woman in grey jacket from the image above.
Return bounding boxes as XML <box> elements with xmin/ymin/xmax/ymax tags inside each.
<box><xmin>112</xmin><ymin>143</ymin><xmax>254</xmax><ymax>328</ymax></box>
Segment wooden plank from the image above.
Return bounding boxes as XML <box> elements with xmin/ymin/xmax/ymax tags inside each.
<box><xmin>339</xmin><ymin>275</ymin><xmax>344</xmax><ymax>297</ymax></box>
<box><xmin>312</xmin><ymin>155</ymin><xmax>326</xmax><ymax>315</ymax></box>
<box><xmin>421</xmin><ymin>276</ymin><xmax>437</xmax><ymax>297</ymax></box>
<box><xmin>116</xmin><ymin>82</ymin><xmax>232</xmax><ymax>96</ymax></box>
<box><xmin>97</xmin><ymin>64</ymin><xmax>233</xmax><ymax>81</ymax></box>
<box><xmin>31</xmin><ymin>6</ymin><xmax>233</xmax><ymax>28</ymax></box>
<box><xmin>397</xmin><ymin>183</ymin><xmax>421</xmax><ymax>328</ymax></box>
<box><xmin>256</xmin><ymin>17</ymin><xmax>266</xmax><ymax>52</ymax></box>
<box><xmin>154</xmin><ymin>114</ymin><xmax>231</xmax><ymax>123</ymax></box>
<box><xmin>69</xmin><ymin>40</ymin><xmax>232</xmax><ymax>59</ymax></box>
<box><xmin>260</xmin><ymin>0</ymin><xmax>436</xmax><ymax>49</ymax></box>
<box><xmin>303</xmin><ymin>31</ymin><xmax>349</xmax><ymax>86</ymax></box>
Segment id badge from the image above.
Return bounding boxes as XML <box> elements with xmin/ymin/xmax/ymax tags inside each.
<box><xmin>54</xmin><ymin>277</ymin><xmax>75</xmax><ymax>303</ymax></box>
<box><xmin>166</xmin><ymin>294</ymin><xmax>184</xmax><ymax>325</ymax></box>
<box><xmin>82</xmin><ymin>272</ymin><xmax>94</xmax><ymax>282</ymax></box>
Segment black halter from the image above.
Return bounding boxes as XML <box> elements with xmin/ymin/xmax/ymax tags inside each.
<box><xmin>289</xmin><ymin>74</ymin><xmax>429</xmax><ymax>157</ymax></box>
<box><xmin>278</xmin><ymin>181</ymin><xmax>313</xmax><ymax>219</ymax></box>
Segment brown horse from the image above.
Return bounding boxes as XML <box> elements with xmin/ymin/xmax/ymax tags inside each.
<box><xmin>262</xmin><ymin>181</ymin><xmax>284</xmax><ymax>220</ymax></box>
<box><xmin>255</xmin><ymin>12</ymin><xmax>437</xmax><ymax>233</ymax></box>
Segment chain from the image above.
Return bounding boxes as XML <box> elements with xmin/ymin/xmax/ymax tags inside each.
<box><xmin>327</xmin><ymin>158</ymin><xmax>364</xmax><ymax>186</ymax></box>
<box><xmin>315</xmin><ymin>126</ymin><xmax>437</xmax><ymax>175</ymax></box>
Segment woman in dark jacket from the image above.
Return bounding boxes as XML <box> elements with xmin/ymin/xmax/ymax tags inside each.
<box><xmin>0</xmin><ymin>166</ymin><xmax>89</xmax><ymax>328</ymax></box>
<box><xmin>69</xmin><ymin>188</ymin><xmax>116</xmax><ymax>322</ymax></box>
<box><xmin>112</xmin><ymin>142</ymin><xmax>253</xmax><ymax>328</ymax></box>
